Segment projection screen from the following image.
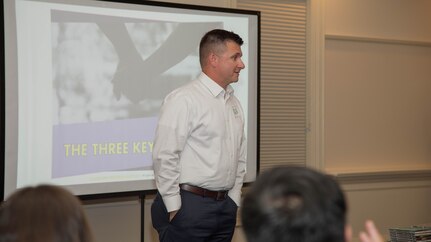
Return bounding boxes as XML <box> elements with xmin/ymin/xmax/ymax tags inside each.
<box><xmin>2</xmin><ymin>0</ymin><xmax>259</xmax><ymax>199</ymax></box>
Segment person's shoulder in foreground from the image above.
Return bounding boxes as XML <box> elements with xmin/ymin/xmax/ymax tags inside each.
<box><xmin>241</xmin><ymin>166</ymin><xmax>384</xmax><ymax>242</ymax></box>
<box><xmin>0</xmin><ymin>184</ymin><xmax>93</xmax><ymax>242</ymax></box>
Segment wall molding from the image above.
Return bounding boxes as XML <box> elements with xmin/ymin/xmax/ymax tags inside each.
<box><xmin>334</xmin><ymin>169</ymin><xmax>431</xmax><ymax>191</ymax></box>
<box><xmin>326</xmin><ymin>34</ymin><xmax>431</xmax><ymax>47</ymax></box>
<box><xmin>83</xmin><ymin>196</ymin><xmax>140</xmax><ymax>208</ymax></box>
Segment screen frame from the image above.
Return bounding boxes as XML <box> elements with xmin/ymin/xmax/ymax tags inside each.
<box><xmin>1</xmin><ymin>0</ymin><xmax>260</xmax><ymax>201</ymax></box>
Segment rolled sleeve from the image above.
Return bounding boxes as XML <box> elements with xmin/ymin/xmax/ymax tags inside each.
<box><xmin>162</xmin><ymin>194</ymin><xmax>182</xmax><ymax>212</ymax></box>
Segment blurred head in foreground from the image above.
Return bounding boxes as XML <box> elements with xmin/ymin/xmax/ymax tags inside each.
<box><xmin>241</xmin><ymin>166</ymin><xmax>347</xmax><ymax>242</ymax></box>
<box><xmin>0</xmin><ymin>185</ymin><xmax>93</xmax><ymax>242</ymax></box>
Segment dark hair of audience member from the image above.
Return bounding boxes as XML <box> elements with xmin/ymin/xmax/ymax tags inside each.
<box><xmin>0</xmin><ymin>185</ymin><xmax>93</xmax><ymax>242</ymax></box>
<box><xmin>241</xmin><ymin>166</ymin><xmax>347</xmax><ymax>242</ymax></box>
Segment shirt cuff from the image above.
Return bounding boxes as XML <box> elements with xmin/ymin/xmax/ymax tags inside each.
<box><xmin>228</xmin><ymin>190</ymin><xmax>241</xmax><ymax>207</ymax></box>
<box><xmin>162</xmin><ymin>194</ymin><xmax>182</xmax><ymax>212</ymax></box>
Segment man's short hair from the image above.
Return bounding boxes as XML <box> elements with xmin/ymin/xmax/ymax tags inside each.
<box><xmin>199</xmin><ymin>29</ymin><xmax>243</xmax><ymax>67</ymax></box>
<box><xmin>241</xmin><ymin>166</ymin><xmax>347</xmax><ymax>242</ymax></box>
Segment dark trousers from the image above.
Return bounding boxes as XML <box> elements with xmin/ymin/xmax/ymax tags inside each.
<box><xmin>151</xmin><ymin>190</ymin><xmax>238</xmax><ymax>242</ymax></box>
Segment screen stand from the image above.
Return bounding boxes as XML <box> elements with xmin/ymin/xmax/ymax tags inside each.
<box><xmin>139</xmin><ymin>194</ymin><xmax>145</xmax><ymax>242</ymax></box>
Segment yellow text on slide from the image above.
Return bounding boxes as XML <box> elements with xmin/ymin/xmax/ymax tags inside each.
<box><xmin>64</xmin><ymin>143</ymin><xmax>88</xmax><ymax>157</ymax></box>
<box><xmin>63</xmin><ymin>141</ymin><xmax>154</xmax><ymax>157</ymax></box>
<box><xmin>132</xmin><ymin>141</ymin><xmax>154</xmax><ymax>154</ymax></box>
<box><xmin>92</xmin><ymin>142</ymin><xmax>129</xmax><ymax>155</ymax></box>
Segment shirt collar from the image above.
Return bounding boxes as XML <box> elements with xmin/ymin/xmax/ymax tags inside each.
<box><xmin>198</xmin><ymin>72</ymin><xmax>234</xmax><ymax>98</ymax></box>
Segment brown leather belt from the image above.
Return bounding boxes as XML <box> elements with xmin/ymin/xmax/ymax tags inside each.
<box><xmin>180</xmin><ymin>184</ymin><xmax>228</xmax><ymax>201</ymax></box>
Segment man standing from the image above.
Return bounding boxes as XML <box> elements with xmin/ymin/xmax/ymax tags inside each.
<box><xmin>151</xmin><ymin>29</ymin><xmax>247</xmax><ymax>242</ymax></box>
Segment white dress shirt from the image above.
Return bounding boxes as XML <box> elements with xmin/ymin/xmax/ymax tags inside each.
<box><xmin>152</xmin><ymin>72</ymin><xmax>247</xmax><ymax>212</ymax></box>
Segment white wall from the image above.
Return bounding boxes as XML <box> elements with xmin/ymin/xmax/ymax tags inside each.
<box><xmin>325</xmin><ymin>0</ymin><xmax>431</xmax><ymax>41</ymax></box>
<box><xmin>85</xmin><ymin>198</ymin><xmax>141</xmax><ymax>242</ymax></box>
<box><xmin>325</xmin><ymin>0</ymin><xmax>431</xmax><ymax>173</ymax></box>
<box><xmin>324</xmin><ymin>0</ymin><xmax>431</xmax><ymax>240</ymax></box>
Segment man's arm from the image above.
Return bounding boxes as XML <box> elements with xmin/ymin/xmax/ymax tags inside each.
<box><xmin>228</xmin><ymin>131</ymin><xmax>247</xmax><ymax>206</ymax></box>
<box><xmin>152</xmin><ymin>95</ymin><xmax>190</xmax><ymax>213</ymax></box>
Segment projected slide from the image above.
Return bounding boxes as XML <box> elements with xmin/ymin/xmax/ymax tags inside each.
<box><xmin>50</xmin><ymin>11</ymin><xmax>222</xmax><ymax>179</ymax></box>
<box><xmin>4</xmin><ymin>0</ymin><xmax>258</xmax><ymax>197</ymax></box>
<box><xmin>5</xmin><ymin>0</ymin><xmax>258</xmax><ymax>195</ymax></box>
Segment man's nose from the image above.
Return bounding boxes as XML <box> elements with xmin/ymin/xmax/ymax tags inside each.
<box><xmin>239</xmin><ymin>59</ymin><xmax>245</xmax><ymax>69</ymax></box>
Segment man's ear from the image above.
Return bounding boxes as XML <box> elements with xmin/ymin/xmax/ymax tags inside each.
<box><xmin>208</xmin><ymin>52</ymin><xmax>218</xmax><ymax>66</ymax></box>
<box><xmin>345</xmin><ymin>224</ymin><xmax>353</xmax><ymax>242</ymax></box>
